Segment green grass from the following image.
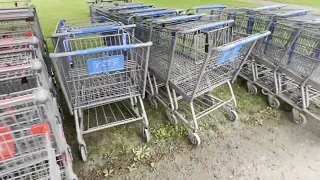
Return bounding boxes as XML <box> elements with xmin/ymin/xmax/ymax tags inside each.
<box><xmin>271</xmin><ymin>0</ymin><xmax>320</xmax><ymax>7</ymax></box>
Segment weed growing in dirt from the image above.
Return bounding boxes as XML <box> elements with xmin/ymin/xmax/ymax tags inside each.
<box><xmin>132</xmin><ymin>145</ymin><xmax>152</xmax><ymax>161</ymax></box>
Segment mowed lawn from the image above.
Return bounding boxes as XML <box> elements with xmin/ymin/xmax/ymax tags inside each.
<box><xmin>32</xmin><ymin>0</ymin><xmax>257</xmax><ymax>47</ymax></box>
<box><xmin>272</xmin><ymin>0</ymin><xmax>320</xmax><ymax>7</ymax></box>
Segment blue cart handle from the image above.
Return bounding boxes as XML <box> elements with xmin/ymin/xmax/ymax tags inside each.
<box><xmin>132</xmin><ymin>8</ymin><xmax>165</xmax><ymax>14</ymax></box>
<box><xmin>121</xmin><ymin>4</ymin><xmax>153</xmax><ymax>10</ymax></box>
<box><xmin>137</xmin><ymin>9</ymin><xmax>179</xmax><ymax>17</ymax></box>
<box><xmin>214</xmin><ymin>31</ymin><xmax>271</xmax><ymax>52</ymax></box>
<box><xmin>155</xmin><ymin>14</ymin><xmax>204</xmax><ymax>23</ymax></box>
<box><xmin>279</xmin><ymin>9</ymin><xmax>314</xmax><ymax>17</ymax></box>
<box><xmin>51</xmin><ymin>24</ymin><xmax>136</xmax><ymax>37</ymax></box>
<box><xmin>50</xmin><ymin>42</ymin><xmax>153</xmax><ymax>58</ymax></box>
<box><xmin>188</xmin><ymin>4</ymin><xmax>226</xmax><ymax>11</ymax></box>
<box><xmin>181</xmin><ymin>20</ymin><xmax>234</xmax><ymax>33</ymax></box>
<box><xmin>254</xmin><ymin>5</ymin><xmax>286</xmax><ymax>10</ymax></box>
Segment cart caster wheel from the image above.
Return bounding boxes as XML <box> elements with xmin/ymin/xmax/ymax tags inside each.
<box><xmin>188</xmin><ymin>131</ymin><xmax>201</xmax><ymax>146</ymax></box>
<box><xmin>147</xmin><ymin>95</ymin><xmax>158</xmax><ymax>109</ymax></box>
<box><xmin>261</xmin><ymin>89</ymin><xmax>268</xmax><ymax>95</ymax></box>
<box><xmin>79</xmin><ymin>145</ymin><xmax>88</xmax><ymax>162</ymax></box>
<box><xmin>269</xmin><ymin>98</ymin><xmax>280</xmax><ymax>109</ymax></box>
<box><xmin>292</xmin><ymin>111</ymin><xmax>307</xmax><ymax>125</ymax></box>
<box><xmin>166</xmin><ymin>109</ymin><xmax>178</xmax><ymax>126</ymax></box>
<box><xmin>247</xmin><ymin>85</ymin><xmax>258</xmax><ymax>95</ymax></box>
<box><xmin>227</xmin><ymin>110</ymin><xmax>238</xmax><ymax>122</ymax></box>
<box><xmin>283</xmin><ymin>103</ymin><xmax>292</xmax><ymax>111</ymax></box>
<box><xmin>143</xmin><ymin>128</ymin><xmax>151</xmax><ymax>142</ymax></box>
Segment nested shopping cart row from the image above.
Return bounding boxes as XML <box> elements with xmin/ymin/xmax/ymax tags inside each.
<box><xmin>0</xmin><ymin>1</ymin><xmax>78</xmax><ymax>179</ymax></box>
<box><xmin>220</xmin><ymin>7</ymin><xmax>320</xmax><ymax>124</ymax></box>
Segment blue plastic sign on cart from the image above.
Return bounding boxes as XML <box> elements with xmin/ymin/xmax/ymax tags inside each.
<box><xmin>87</xmin><ymin>55</ymin><xmax>125</xmax><ymax>75</ymax></box>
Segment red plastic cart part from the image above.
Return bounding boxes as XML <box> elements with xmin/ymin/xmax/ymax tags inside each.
<box><xmin>30</xmin><ymin>123</ymin><xmax>51</xmax><ymax>137</ymax></box>
<box><xmin>0</xmin><ymin>126</ymin><xmax>15</xmax><ymax>161</ymax></box>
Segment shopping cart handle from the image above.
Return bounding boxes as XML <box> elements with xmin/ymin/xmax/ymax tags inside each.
<box><xmin>133</xmin><ymin>8</ymin><xmax>165</xmax><ymax>14</ymax></box>
<box><xmin>181</xmin><ymin>20</ymin><xmax>234</xmax><ymax>33</ymax></box>
<box><xmin>215</xmin><ymin>31</ymin><xmax>271</xmax><ymax>52</ymax></box>
<box><xmin>121</xmin><ymin>4</ymin><xmax>153</xmax><ymax>10</ymax></box>
<box><xmin>50</xmin><ymin>42</ymin><xmax>153</xmax><ymax>57</ymax></box>
<box><xmin>280</xmin><ymin>9</ymin><xmax>314</xmax><ymax>17</ymax></box>
<box><xmin>254</xmin><ymin>5</ymin><xmax>286</xmax><ymax>10</ymax></box>
<box><xmin>188</xmin><ymin>4</ymin><xmax>226</xmax><ymax>11</ymax></box>
<box><xmin>138</xmin><ymin>10</ymin><xmax>179</xmax><ymax>17</ymax></box>
<box><xmin>167</xmin><ymin>14</ymin><xmax>203</xmax><ymax>23</ymax></box>
<box><xmin>71</xmin><ymin>26</ymin><xmax>130</xmax><ymax>35</ymax></box>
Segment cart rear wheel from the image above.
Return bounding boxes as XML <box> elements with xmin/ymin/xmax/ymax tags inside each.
<box><xmin>269</xmin><ymin>98</ymin><xmax>280</xmax><ymax>109</ymax></box>
<box><xmin>188</xmin><ymin>132</ymin><xmax>201</xmax><ymax>146</ymax></box>
<box><xmin>166</xmin><ymin>109</ymin><xmax>178</xmax><ymax>126</ymax></box>
<box><xmin>227</xmin><ymin>110</ymin><xmax>238</xmax><ymax>122</ymax></box>
<box><xmin>293</xmin><ymin>112</ymin><xmax>307</xmax><ymax>125</ymax></box>
<box><xmin>143</xmin><ymin>128</ymin><xmax>151</xmax><ymax>142</ymax></box>
<box><xmin>248</xmin><ymin>84</ymin><xmax>258</xmax><ymax>95</ymax></box>
<box><xmin>79</xmin><ymin>145</ymin><xmax>87</xmax><ymax>162</ymax></box>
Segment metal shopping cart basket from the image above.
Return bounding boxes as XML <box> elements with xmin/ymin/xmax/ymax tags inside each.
<box><xmin>145</xmin><ymin>15</ymin><xmax>270</xmax><ymax>145</ymax></box>
<box><xmin>0</xmin><ymin>5</ymin><xmax>50</xmax><ymax>73</ymax></box>
<box><xmin>50</xmin><ymin>28</ymin><xmax>152</xmax><ymax>161</ymax></box>
<box><xmin>0</xmin><ymin>88</ymin><xmax>78</xmax><ymax>179</ymax></box>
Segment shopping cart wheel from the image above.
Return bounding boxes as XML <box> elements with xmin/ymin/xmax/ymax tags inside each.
<box><xmin>269</xmin><ymin>98</ymin><xmax>280</xmax><ymax>109</ymax></box>
<box><xmin>292</xmin><ymin>109</ymin><xmax>307</xmax><ymax>125</ymax></box>
<box><xmin>143</xmin><ymin>128</ymin><xmax>151</xmax><ymax>142</ymax></box>
<box><xmin>227</xmin><ymin>110</ymin><xmax>238</xmax><ymax>122</ymax></box>
<box><xmin>166</xmin><ymin>109</ymin><xmax>178</xmax><ymax>126</ymax></box>
<box><xmin>261</xmin><ymin>89</ymin><xmax>268</xmax><ymax>96</ymax></box>
<box><xmin>247</xmin><ymin>85</ymin><xmax>258</xmax><ymax>95</ymax></box>
<box><xmin>147</xmin><ymin>95</ymin><xmax>158</xmax><ymax>109</ymax></box>
<box><xmin>188</xmin><ymin>131</ymin><xmax>201</xmax><ymax>146</ymax></box>
<box><xmin>79</xmin><ymin>145</ymin><xmax>88</xmax><ymax>162</ymax></box>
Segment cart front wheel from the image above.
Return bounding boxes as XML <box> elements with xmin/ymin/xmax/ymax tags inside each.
<box><xmin>79</xmin><ymin>145</ymin><xmax>88</xmax><ymax>162</ymax></box>
<box><xmin>283</xmin><ymin>103</ymin><xmax>292</xmax><ymax>111</ymax></box>
<box><xmin>248</xmin><ymin>84</ymin><xmax>258</xmax><ymax>95</ymax></box>
<box><xmin>188</xmin><ymin>132</ymin><xmax>201</xmax><ymax>146</ymax></box>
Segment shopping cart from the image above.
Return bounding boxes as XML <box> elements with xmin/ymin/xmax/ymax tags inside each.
<box><xmin>224</xmin><ymin>9</ymin><xmax>312</xmax><ymax>101</ymax></box>
<box><xmin>0</xmin><ymin>87</ymin><xmax>78</xmax><ymax>179</ymax></box>
<box><xmin>0</xmin><ymin>5</ymin><xmax>50</xmax><ymax>74</ymax></box>
<box><xmin>145</xmin><ymin>15</ymin><xmax>270</xmax><ymax>145</ymax></box>
<box><xmin>50</xmin><ymin>28</ymin><xmax>152</xmax><ymax>161</ymax></box>
<box><xmin>0</xmin><ymin>123</ymin><xmax>61</xmax><ymax>179</ymax></box>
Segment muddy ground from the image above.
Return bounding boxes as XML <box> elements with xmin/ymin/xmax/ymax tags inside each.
<box><xmin>63</xmin><ymin>1</ymin><xmax>320</xmax><ymax>180</ymax></box>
